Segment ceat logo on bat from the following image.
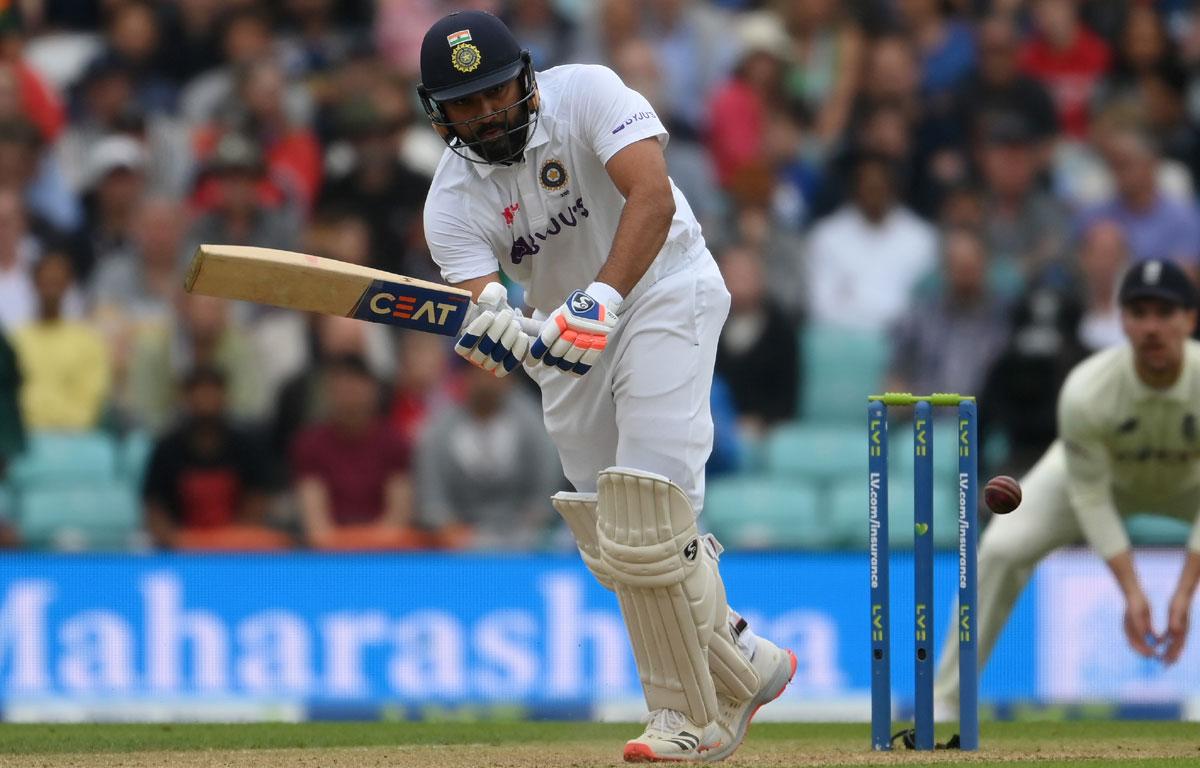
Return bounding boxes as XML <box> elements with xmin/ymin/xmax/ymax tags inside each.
<box><xmin>356</xmin><ymin>280</ymin><xmax>469</xmax><ymax>335</ymax></box>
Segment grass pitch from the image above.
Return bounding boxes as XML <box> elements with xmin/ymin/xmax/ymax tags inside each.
<box><xmin>0</xmin><ymin>721</ymin><xmax>1197</xmax><ymax>767</ymax></box>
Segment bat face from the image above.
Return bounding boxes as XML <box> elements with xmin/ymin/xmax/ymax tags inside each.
<box><xmin>186</xmin><ymin>244</ymin><xmax>474</xmax><ymax>337</ymax></box>
<box><xmin>352</xmin><ymin>280</ymin><xmax>472</xmax><ymax>335</ymax></box>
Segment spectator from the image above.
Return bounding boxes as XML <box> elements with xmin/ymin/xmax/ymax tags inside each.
<box><xmin>11</xmin><ymin>249</ymin><xmax>110</xmax><ymax>431</ymax></box>
<box><xmin>886</xmin><ymin>227</ymin><xmax>1009</xmax><ymax>398</ymax></box>
<box><xmin>415</xmin><ymin>364</ymin><xmax>561</xmax><ymax>550</ymax></box>
<box><xmin>196</xmin><ymin>57</ymin><xmax>323</xmax><ymax>209</ymax></box>
<box><xmin>895</xmin><ymin>0</ymin><xmax>976</xmax><ymax>102</ymax></box>
<box><xmin>612</xmin><ymin>38</ymin><xmax>721</xmax><ymax>231</ymax></box>
<box><xmin>0</xmin><ymin>86</ymin><xmax>80</xmax><ymax>236</ymax></box>
<box><xmin>779</xmin><ymin>0</ymin><xmax>863</xmax><ymax>153</ymax></box>
<box><xmin>980</xmin><ymin>283</ymin><xmax>1088</xmax><ymax>476</ymax></box>
<box><xmin>1099</xmin><ymin>4</ymin><xmax>1177</xmax><ymax>110</ymax></box>
<box><xmin>714</xmin><ymin>243</ymin><xmax>799</xmax><ymax>439</ymax></box>
<box><xmin>58</xmin><ymin>55</ymin><xmax>193</xmax><ymax>198</ymax></box>
<box><xmin>89</xmin><ymin>196</ymin><xmax>185</xmax><ymax>328</ymax></box>
<box><xmin>181</xmin><ymin>6</ymin><xmax>313</xmax><ymax>128</ymax></box>
<box><xmin>277</xmin><ymin>0</ymin><xmax>360</xmax><ymax>79</ymax></box>
<box><xmin>317</xmin><ymin>97</ymin><xmax>430</xmax><ymax>276</ymax></box>
<box><xmin>78</xmin><ymin>134</ymin><xmax>146</xmax><ymax>279</ymax></box>
<box><xmin>501</xmin><ymin>0</ymin><xmax>578</xmax><ymax>71</ymax></box>
<box><xmin>0</xmin><ymin>188</ymin><xmax>49</xmax><ymax>332</ymax></box>
<box><xmin>1136</xmin><ymin>63</ymin><xmax>1200</xmax><ymax>187</ymax></box>
<box><xmin>143</xmin><ymin>366</ymin><xmax>274</xmax><ymax>549</ymax></box>
<box><xmin>387</xmin><ymin>330</ymin><xmax>461</xmax><ymax>448</ymax></box>
<box><xmin>642</xmin><ymin>0</ymin><xmax>736</xmax><ymax>139</ymax></box>
<box><xmin>1019</xmin><ymin>0</ymin><xmax>1111</xmax><ymax>139</ymax></box>
<box><xmin>1078</xmin><ymin>126</ymin><xmax>1200</xmax><ymax>269</ymax></box>
<box><xmin>0</xmin><ymin>327</ymin><xmax>23</xmax><ymax>548</ymax></box>
<box><xmin>0</xmin><ymin>12</ymin><xmax>65</xmax><ymax>144</ymax></box>
<box><xmin>90</xmin><ymin>197</ymin><xmax>188</xmax><ymax>425</ymax></box>
<box><xmin>806</xmin><ymin>152</ymin><xmax>937</xmax><ymax>331</ymax></box>
<box><xmin>975</xmin><ymin>112</ymin><xmax>1070</xmax><ymax>289</ymax></box>
<box><xmin>705</xmin><ymin>13</ymin><xmax>790</xmax><ymax>189</ymax></box>
<box><xmin>952</xmin><ymin>15</ymin><xmax>1058</xmax><ymax>148</ymax></box>
<box><xmin>185</xmin><ymin>132</ymin><xmax>300</xmax><ymax>257</ymax></box>
<box><xmin>271</xmin><ymin>313</ymin><xmax>394</xmax><ymax>465</ymax></box>
<box><xmin>1075</xmin><ymin>219</ymin><xmax>1130</xmax><ymax>351</ymax></box>
<box><xmin>291</xmin><ymin>354</ymin><xmax>415</xmax><ymax>548</ymax></box>
<box><xmin>126</xmin><ymin>293</ymin><xmax>264</xmax><ymax>433</ymax></box>
<box><xmin>92</xmin><ymin>0</ymin><xmax>177</xmax><ymax>115</ymax></box>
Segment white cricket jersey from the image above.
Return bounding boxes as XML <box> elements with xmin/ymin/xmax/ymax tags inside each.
<box><xmin>1058</xmin><ymin>339</ymin><xmax>1200</xmax><ymax>557</ymax></box>
<box><xmin>423</xmin><ymin>64</ymin><xmax>706</xmax><ymax>313</ymax></box>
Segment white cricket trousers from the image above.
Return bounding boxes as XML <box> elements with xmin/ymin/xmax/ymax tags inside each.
<box><xmin>934</xmin><ymin>440</ymin><xmax>1200</xmax><ymax>706</ymax></box>
<box><xmin>527</xmin><ymin>251</ymin><xmax>730</xmax><ymax>513</ymax></box>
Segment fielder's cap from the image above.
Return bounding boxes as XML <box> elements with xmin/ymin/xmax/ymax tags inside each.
<box><xmin>419</xmin><ymin>11</ymin><xmax>525</xmax><ymax>102</ymax></box>
<box><xmin>1118</xmin><ymin>259</ymin><xmax>1198</xmax><ymax>308</ymax></box>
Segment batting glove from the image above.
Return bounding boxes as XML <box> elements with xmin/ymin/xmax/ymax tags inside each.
<box><xmin>529</xmin><ymin>283</ymin><xmax>621</xmax><ymax>376</ymax></box>
<box><xmin>454</xmin><ymin>282</ymin><xmax>532</xmax><ymax>377</ymax></box>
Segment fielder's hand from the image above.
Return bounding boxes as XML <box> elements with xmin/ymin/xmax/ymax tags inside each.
<box><xmin>530</xmin><ymin>284</ymin><xmax>621</xmax><ymax>376</ymax></box>
<box><xmin>454</xmin><ymin>282</ymin><xmax>532</xmax><ymax>377</ymax></box>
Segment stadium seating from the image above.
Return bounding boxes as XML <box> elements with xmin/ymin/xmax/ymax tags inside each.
<box><xmin>704</xmin><ymin>476</ymin><xmax>836</xmax><ymax>550</ymax></box>
<box><xmin>8</xmin><ymin>431</ymin><xmax>118</xmax><ymax>486</ymax></box>
<box><xmin>17</xmin><ymin>482</ymin><xmax>141</xmax><ymax>550</ymax></box>
<box><xmin>799</xmin><ymin>325</ymin><xmax>889</xmax><ymax>422</ymax></box>
<box><xmin>7</xmin><ymin>431</ymin><xmax>153</xmax><ymax>550</ymax></box>
<box><xmin>764</xmin><ymin>422</ymin><xmax>862</xmax><ymax>485</ymax></box>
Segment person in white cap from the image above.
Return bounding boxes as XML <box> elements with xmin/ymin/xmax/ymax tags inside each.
<box><xmin>417</xmin><ymin>9</ymin><xmax>795</xmax><ymax>764</ymax></box>
<box><xmin>936</xmin><ymin>258</ymin><xmax>1200</xmax><ymax>713</ymax></box>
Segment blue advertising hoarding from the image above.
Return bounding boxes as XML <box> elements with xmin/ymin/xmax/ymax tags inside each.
<box><xmin>0</xmin><ymin>551</ymin><xmax>1192</xmax><ymax>721</ymax></box>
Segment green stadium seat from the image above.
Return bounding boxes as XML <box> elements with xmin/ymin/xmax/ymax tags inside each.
<box><xmin>829</xmin><ymin>476</ymin><xmax>959</xmax><ymax>550</ymax></box>
<box><xmin>1126</xmin><ymin>515</ymin><xmax>1191</xmax><ymax>546</ymax></box>
<box><xmin>764</xmin><ymin>422</ymin><xmax>862</xmax><ymax>484</ymax></box>
<box><xmin>800</xmin><ymin>325</ymin><xmax>889</xmax><ymax>422</ymax></box>
<box><xmin>8</xmin><ymin>431</ymin><xmax>118</xmax><ymax>488</ymax></box>
<box><xmin>704</xmin><ymin>477</ymin><xmax>835</xmax><ymax>550</ymax></box>
<box><xmin>118</xmin><ymin>430</ymin><xmax>154</xmax><ymax>489</ymax></box>
<box><xmin>17</xmin><ymin>482</ymin><xmax>141</xmax><ymax>550</ymax></box>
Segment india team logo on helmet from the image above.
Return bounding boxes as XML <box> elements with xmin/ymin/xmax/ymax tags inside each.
<box><xmin>451</xmin><ymin>43</ymin><xmax>482</xmax><ymax>73</ymax></box>
<box><xmin>540</xmin><ymin>159</ymin><xmax>568</xmax><ymax>190</ymax></box>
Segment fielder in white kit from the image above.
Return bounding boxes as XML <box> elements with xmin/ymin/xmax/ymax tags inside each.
<box><xmin>416</xmin><ymin>11</ymin><xmax>795</xmax><ymax>763</ymax></box>
<box><xmin>936</xmin><ymin>258</ymin><xmax>1200</xmax><ymax>711</ymax></box>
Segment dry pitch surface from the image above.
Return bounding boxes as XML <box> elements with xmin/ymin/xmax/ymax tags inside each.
<box><xmin>0</xmin><ymin>722</ymin><xmax>1197</xmax><ymax>767</ymax></box>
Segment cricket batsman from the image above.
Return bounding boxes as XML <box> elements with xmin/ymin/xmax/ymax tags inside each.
<box><xmin>416</xmin><ymin>10</ymin><xmax>795</xmax><ymax>763</ymax></box>
<box><xmin>935</xmin><ymin>258</ymin><xmax>1200</xmax><ymax>712</ymax></box>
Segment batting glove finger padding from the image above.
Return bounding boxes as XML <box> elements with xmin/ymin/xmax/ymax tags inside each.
<box><xmin>453</xmin><ymin>284</ymin><xmax>533</xmax><ymax>377</ymax></box>
<box><xmin>529</xmin><ymin>288</ymin><xmax>619</xmax><ymax>376</ymax></box>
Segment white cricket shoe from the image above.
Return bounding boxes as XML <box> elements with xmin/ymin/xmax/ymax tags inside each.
<box><xmin>700</xmin><ymin>637</ymin><xmax>797</xmax><ymax>762</ymax></box>
<box><xmin>624</xmin><ymin>708</ymin><xmax>707</xmax><ymax>762</ymax></box>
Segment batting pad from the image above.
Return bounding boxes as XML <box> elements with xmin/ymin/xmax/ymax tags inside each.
<box><xmin>597</xmin><ymin>467</ymin><xmax>722</xmax><ymax>724</ymax></box>
<box><xmin>551</xmin><ymin>492</ymin><xmax>613</xmax><ymax>589</ymax></box>
<box><xmin>555</xmin><ymin>490</ymin><xmax>761</xmax><ymax>703</ymax></box>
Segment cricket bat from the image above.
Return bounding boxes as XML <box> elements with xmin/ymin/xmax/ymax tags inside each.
<box><xmin>185</xmin><ymin>244</ymin><xmax>541</xmax><ymax>337</ymax></box>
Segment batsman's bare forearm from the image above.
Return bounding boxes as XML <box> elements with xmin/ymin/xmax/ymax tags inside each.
<box><xmin>596</xmin><ymin>138</ymin><xmax>675</xmax><ymax>297</ymax></box>
<box><xmin>1174</xmin><ymin>550</ymin><xmax>1200</xmax><ymax>599</ymax></box>
<box><xmin>1105</xmin><ymin>550</ymin><xmax>1145</xmax><ymax>599</ymax></box>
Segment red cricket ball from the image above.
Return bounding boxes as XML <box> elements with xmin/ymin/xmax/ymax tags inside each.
<box><xmin>984</xmin><ymin>475</ymin><xmax>1022</xmax><ymax>515</ymax></box>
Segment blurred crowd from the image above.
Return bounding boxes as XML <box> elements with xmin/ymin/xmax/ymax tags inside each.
<box><xmin>1</xmin><ymin>0</ymin><xmax>1199</xmax><ymax>552</ymax></box>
